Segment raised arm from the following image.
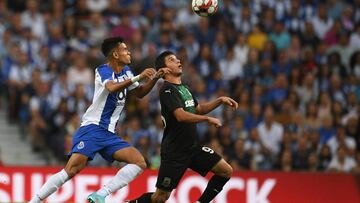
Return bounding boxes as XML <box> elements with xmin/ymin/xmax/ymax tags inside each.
<box><xmin>131</xmin><ymin>68</ymin><xmax>171</xmax><ymax>98</ymax></box>
<box><xmin>196</xmin><ymin>96</ymin><xmax>238</xmax><ymax>115</ymax></box>
<box><xmin>105</xmin><ymin>79</ymin><xmax>136</xmax><ymax>93</ymax></box>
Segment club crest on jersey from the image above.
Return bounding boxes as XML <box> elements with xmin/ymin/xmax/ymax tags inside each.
<box><xmin>185</xmin><ymin>99</ymin><xmax>195</xmax><ymax>107</ymax></box>
<box><xmin>77</xmin><ymin>141</ymin><xmax>85</xmax><ymax>149</ymax></box>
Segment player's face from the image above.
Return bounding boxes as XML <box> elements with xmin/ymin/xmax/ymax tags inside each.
<box><xmin>113</xmin><ymin>43</ymin><xmax>131</xmax><ymax>64</ymax></box>
<box><xmin>165</xmin><ymin>54</ymin><xmax>182</xmax><ymax>76</ymax></box>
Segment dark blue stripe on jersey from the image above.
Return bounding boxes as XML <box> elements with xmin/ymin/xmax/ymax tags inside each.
<box><xmin>99</xmin><ymin>92</ymin><xmax>117</xmax><ymax>130</ymax></box>
<box><xmin>97</xmin><ymin>64</ymin><xmax>113</xmax><ymax>83</ymax></box>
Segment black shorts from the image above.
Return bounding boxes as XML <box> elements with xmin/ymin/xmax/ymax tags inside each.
<box><xmin>156</xmin><ymin>145</ymin><xmax>222</xmax><ymax>192</ymax></box>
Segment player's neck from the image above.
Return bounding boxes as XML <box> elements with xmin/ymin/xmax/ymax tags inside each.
<box><xmin>108</xmin><ymin>60</ymin><xmax>125</xmax><ymax>74</ymax></box>
<box><xmin>165</xmin><ymin>75</ymin><xmax>182</xmax><ymax>85</ymax></box>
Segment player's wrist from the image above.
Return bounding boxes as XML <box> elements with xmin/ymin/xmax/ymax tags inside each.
<box><xmin>218</xmin><ymin>97</ymin><xmax>225</xmax><ymax>103</ymax></box>
<box><xmin>131</xmin><ymin>75</ymin><xmax>141</xmax><ymax>83</ymax></box>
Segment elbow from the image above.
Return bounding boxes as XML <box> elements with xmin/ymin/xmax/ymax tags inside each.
<box><xmin>136</xmin><ymin>93</ymin><xmax>145</xmax><ymax>99</ymax></box>
<box><xmin>196</xmin><ymin>110</ymin><xmax>204</xmax><ymax>115</ymax></box>
<box><xmin>108</xmin><ymin>89</ymin><xmax>116</xmax><ymax>94</ymax></box>
<box><xmin>106</xmin><ymin>87</ymin><xmax>116</xmax><ymax>94</ymax></box>
<box><xmin>195</xmin><ymin>106</ymin><xmax>204</xmax><ymax>115</ymax></box>
<box><xmin>175</xmin><ymin>115</ymin><xmax>185</xmax><ymax>122</ymax></box>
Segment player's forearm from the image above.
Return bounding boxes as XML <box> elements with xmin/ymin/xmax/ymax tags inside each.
<box><xmin>133</xmin><ymin>78</ymin><xmax>158</xmax><ymax>98</ymax></box>
<box><xmin>106</xmin><ymin>80</ymin><xmax>134</xmax><ymax>93</ymax></box>
<box><xmin>196</xmin><ymin>98</ymin><xmax>222</xmax><ymax>115</ymax></box>
<box><xmin>174</xmin><ymin>109</ymin><xmax>210</xmax><ymax>123</ymax></box>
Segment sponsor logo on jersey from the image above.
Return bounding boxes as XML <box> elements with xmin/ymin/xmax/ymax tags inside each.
<box><xmin>185</xmin><ymin>99</ymin><xmax>195</xmax><ymax>107</ymax></box>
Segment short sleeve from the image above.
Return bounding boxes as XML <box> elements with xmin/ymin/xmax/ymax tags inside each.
<box><xmin>160</xmin><ymin>86</ymin><xmax>183</xmax><ymax>113</ymax></box>
<box><xmin>96</xmin><ymin>67</ymin><xmax>113</xmax><ymax>86</ymax></box>
<box><xmin>125</xmin><ymin>70</ymin><xmax>140</xmax><ymax>90</ymax></box>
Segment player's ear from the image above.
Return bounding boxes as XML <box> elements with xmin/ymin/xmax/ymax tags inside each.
<box><xmin>113</xmin><ymin>52</ymin><xmax>119</xmax><ymax>59</ymax></box>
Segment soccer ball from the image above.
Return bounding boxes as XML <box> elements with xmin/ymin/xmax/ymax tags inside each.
<box><xmin>192</xmin><ymin>0</ymin><xmax>218</xmax><ymax>17</ymax></box>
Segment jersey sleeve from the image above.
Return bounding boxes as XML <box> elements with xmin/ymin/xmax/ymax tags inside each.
<box><xmin>125</xmin><ymin>68</ymin><xmax>140</xmax><ymax>90</ymax></box>
<box><xmin>96</xmin><ymin>67</ymin><xmax>113</xmax><ymax>86</ymax></box>
<box><xmin>160</xmin><ymin>86</ymin><xmax>183</xmax><ymax>113</ymax></box>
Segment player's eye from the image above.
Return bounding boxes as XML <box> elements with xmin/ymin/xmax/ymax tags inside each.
<box><xmin>169</xmin><ymin>58</ymin><xmax>177</xmax><ymax>62</ymax></box>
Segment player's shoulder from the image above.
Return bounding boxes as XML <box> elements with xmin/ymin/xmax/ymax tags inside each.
<box><xmin>159</xmin><ymin>81</ymin><xmax>177</xmax><ymax>94</ymax></box>
<box><xmin>96</xmin><ymin>64</ymin><xmax>113</xmax><ymax>74</ymax></box>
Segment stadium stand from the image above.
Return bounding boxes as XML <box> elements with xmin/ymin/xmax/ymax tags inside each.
<box><xmin>0</xmin><ymin>0</ymin><xmax>360</xmax><ymax>173</ymax></box>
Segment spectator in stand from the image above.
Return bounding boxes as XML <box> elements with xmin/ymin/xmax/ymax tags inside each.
<box><xmin>0</xmin><ymin>0</ymin><xmax>359</xmax><ymax>173</ymax></box>
<box><xmin>278</xmin><ymin>149</ymin><xmax>293</xmax><ymax>172</ymax></box>
<box><xmin>327</xmin><ymin>125</ymin><xmax>356</xmax><ymax>156</ymax></box>
<box><xmin>234</xmin><ymin>33</ymin><xmax>249</xmax><ymax>67</ymax></box>
<box><xmin>284</xmin><ymin>0</ymin><xmax>304</xmax><ymax>34</ymax></box>
<box><xmin>258</xmin><ymin>105</ymin><xmax>284</xmax><ymax>158</ymax></box>
<box><xmin>324</xmin><ymin>20</ymin><xmax>342</xmax><ymax>46</ymax></box>
<box><xmin>318</xmin><ymin>92</ymin><xmax>332</xmax><ymax>119</ymax></box>
<box><xmin>293</xmin><ymin>137</ymin><xmax>310</xmax><ymax>170</ymax></box>
<box><xmin>29</xmin><ymin>80</ymin><xmax>52</xmax><ymax>152</ymax></box>
<box><xmin>21</xmin><ymin>0</ymin><xmax>46</xmax><ymax>40</ymax></box>
<box><xmin>300</xmin><ymin>21</ymin><xmax>320</xmax><ymax>49</ymax></box>
<box><xmin>312</xmin><ymin>4</ymin><xmax>333</xmax><ymax>39</ymax></box>
<box><xmin>229</xmin><ymin>138</ymin><xmax>251</xmax><ymax>170</ymax></box>
<box><xmin>87</xmin><ymin>12</ymin><xmax>109</xmax><ymax>45</ymax></box>
<box><xmin>304</xmin><ymin>102</ymin><xmax>321</xmax><ymax>129</ymax></box>
<box><xmin>328</xmin><ymin>32</ymin><xmax>356</xmax><ymax>69</ymax></box>
<box><xmin>328</xmin><ymin>145</ymin><xmax>357</xmax><ymax>172</ymax></box>
<box><xmin>247</xmin><ymin>24</ymin><xmax>268</xmax><ymax>51</ymax></box>
<box><xmin>349</xmin><ymin>24</ymin><xmax>360</xmax><ymax>49</ymax></box>
<box><xmin>212</xmin><ymin>31</ymin><xmax>227</xmax><ymax>61</ymax></box>
<box><xmin>193</xmin><ymin>44</ymin><xmax>218</xmax><ymax>80</ymax></box>
<box><xmin>219</xmin><ymin>47</ymin><xmax>243</xmax><ymax>82</ymax></box>
<box><xmin>319</xmin><ymin>116</ymin><xmax>336</xmax><ymax>145</ymax></box>
<box><xmin>308</xmin><ymin>152</ymin><xmax>321</xmax><ymax>172</ymax></box>
<box><xmin>269</xmin><ymin>21</ymin><xmax>291</xmax><ymax>51</ymax></box>
<box><xmin>319</xmin><ymin>144</ymin><xmax>332</xmax><ymax>170</ymax></box>
<box><xmin>8</xmin><ymin>51</ymin><xmax>33</xmax><ymax>122</ymax></box>
<box><xmin>67</xmin><ymin>54</ymin><xmax>93</xmax><ymax>87</ymax></box>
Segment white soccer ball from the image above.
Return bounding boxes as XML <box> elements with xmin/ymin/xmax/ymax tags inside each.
<box><xmin>192</xmin><ymin>0</ymin><xmax>218</xmax><ymax>17</ymax></box>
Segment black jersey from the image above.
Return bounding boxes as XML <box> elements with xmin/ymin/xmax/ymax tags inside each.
<box><xmin>159</xmin><ymin>81</ymin><xmax>199</xmax><ymax>160</ymax></box>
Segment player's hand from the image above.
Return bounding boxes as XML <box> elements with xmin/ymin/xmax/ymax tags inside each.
<box><xmin>207</xmin><ymin>117</ymin><xmax>222</xmax><ymax>128</ymax></box>
<box><xmin>140</xmin><ymin>68</ymin><xmax>156</xmax><ymax>80</ymax></box>
<box><xmin>220</xmin><ymin>96</ymin><xmax>238</xmax><ymax>109</ymax></box>
<box><xmin>154</xmin><ymin>68</ymin><xmax>171</xmax><ymax>79</ymax></box>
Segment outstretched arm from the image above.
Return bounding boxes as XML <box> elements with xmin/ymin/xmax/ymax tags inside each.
<box><xmin>105</xmin><ymin>79</ymin><xmax>136</xmax><ymax>93</ymax></box>
<box><xmin>105</xmin><ymin>68</ymin><xmax>155</xmax><ymax>93</ymax></box>
<box><xmin>131</xmin><ymin>77</ymin><xmax>158</xmax><ymax>98</ymax></box>
<box><xmin>131</xmin><ymin>68</ymin><xmax>171</xmax><ymax>98</ymax></box>
<box><xmin>196</xmin><ymin>96</ymin><xmax>238</xmax><ymax>115</ymax></box>
<box><xmin>173</xmin><ymin>108</ymin><xmax>222</xmax><ymax>127</ymax></box>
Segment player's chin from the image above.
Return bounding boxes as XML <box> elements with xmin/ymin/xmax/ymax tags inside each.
<box><xmin>176</xmin><ymin>70</ymin><xmax>182</xmax><ymax>76</ymax></box>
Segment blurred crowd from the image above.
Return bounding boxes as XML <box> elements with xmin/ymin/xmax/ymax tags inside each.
<box><xmin>1</xmin><ymin>0</ymin><xmax>360</xmax><ymax>173</ymax></box>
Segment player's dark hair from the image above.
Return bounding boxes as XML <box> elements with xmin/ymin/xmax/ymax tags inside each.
<box><xmin>101</xmin><ymin>37</ymin><xmax>124</xmax><ymax>57</ymax></box>
<box><xmin>155</xmin><ymin>50</ymin><xmax>174</xmax><ymax>70</ymax></box>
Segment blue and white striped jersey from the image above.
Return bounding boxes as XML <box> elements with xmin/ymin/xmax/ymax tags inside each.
<box><xmin>81</xmin><ymin>64</ymin><xmax>139</xmax><ymax>133</ymax></box>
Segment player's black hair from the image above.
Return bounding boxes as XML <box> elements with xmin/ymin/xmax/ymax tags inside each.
<box><xmin>101</xmin><ymin>37</ymin><xmax>124</xmax><ymax>57</ymax></box>
<box><xmin>155</xmin><ymin>50</ymin><xmax>174</xmax><ymax>70</ymax></box>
